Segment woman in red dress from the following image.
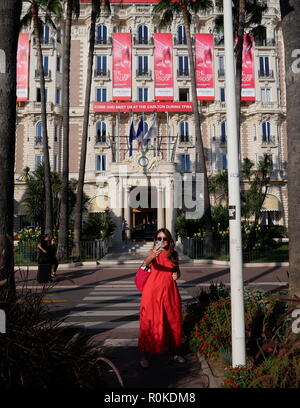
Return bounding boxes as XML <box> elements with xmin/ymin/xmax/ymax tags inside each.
<box><xmin>138</xmin><ymin>228</ymin><xmax>184</xmax><ymax>368</ymax></box>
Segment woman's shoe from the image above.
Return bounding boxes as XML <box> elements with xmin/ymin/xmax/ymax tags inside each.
<box><xmin>171</xmin><ymin>355</ymin><xmax>185</xmax><ymax>364</ymax></box>
<box><xmin>140</xmin><ymin>357</ymin><xmax>149</xmax><ymax>368</ymax></box>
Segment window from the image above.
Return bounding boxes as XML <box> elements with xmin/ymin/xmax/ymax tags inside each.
<box><xmin>179</xmin><ymin>154</ymin><xmax>191</xmax><ymax>171</ymax></box>
<box><xmin>36</xmin><ymin>87</ymin><xmax>48</xmax><ymax>102</ymax></box>
<box><xmin>137</xmin><ymin>55</ymin><xmax>149</xmax><ymax>75</ymax></box>
<box><xmin>56</xmin><ymin>88</ymin><xmax>61</xmax><ymax>105</ymax></box>
<box><xmin>262</xmin><ymin>121</ymin><xmax>271</xmax><ymax>143</ymax></box>
<box><xmin>180</xmin><ymin>121</ymin><xmax>189</xmax><ymax>143</ymax></box>
<box><xmin>53</xmin><ymin>155</ymin><xmax>58</xmax><ymax>172</ymax></box>
<box><xmin>41</xmin><ymin>25</ymin><xmax>50</xmax><ymax>44</ymax></box>
<box><xmin>220</xmin><ymin>87</ymin><xmax>226</xmax><ymax>102</ymax></box>
<box><xmin>137</xmin><ymin>24</ymin><xmax>148</xmax><ymax>44</ymax></box>
<box><xmin>178</xmin><ymin>56</ymin><xmax>189</xmax><ymax>76</ymax></box>
<box><xmin>57</xmin><ymin>27</ymin><xmax>61</xmax><ymax>43</ymax></box>
<box><xmin>222</xmin><ymin>154</ymin><xmax>228</xmax><ymax>170</ymax></box>
<box><xmin>35</xmin><ymin>155</ymin><xmax>44</xmax><ymax>169</ymax></box>
<box><xmin>56</xmin><ymin>56</ymin><xmax>61</xmax><ymax>72</ymax></box>
<box><xmin>179</xmin><ymin>88</ymin><xmax>189</xmax><ymax>101</ymax></box>
<box><xmin>263</xmin><ymin>153</ymin><xmax>273</xmax><ymax>170</ymax></box>
<box><xmin>96</xmin><ymin>88</ymin><xmax>107</xmax><ymax>102</ymax></box>
<box><xmin>259</xmin><ymin>56</ymin><xmax>270</xmax><ymax>76</ymax></box>
<box><xmin>96</xmin><ymin>24</ymin><xmax>107</xmax><ymax>44</ymax></box>
<box><xmin>218</xmin><ymin>56</ymin><xmax>225</xmax><ymax>76</ymax></box>
<box><xmin>177</xmin><ymin>25</ymin><xmax>187</xmax><ymax>45</ymax></box>
<box><xmin>36</xmin><ymin>122</ymin><xmax>43</xmax><ymax>145</ymax></box>
<box><xmin>96</xmin><ymin>121</ymin><xmax>106</xmax><ymax>143</ymax></box>
<box><xmin>54</xmin><ymin>125</ymin><xmax>58</xmax><ymax>142</ymax></box>
<box><xmin>138</xmin><ymin>87</ymin><xmax>148</xmax><ymax>102</ymax></box>
<box><xmin>96</xmin><ymin>154</ymin><xmax>106</xmax><ymax>171</ymax></box>
<box><xmin>261</xmin><ymin>87</ymin><xmax>271</xmax><ymax>102</ymax></box>
<box><xmin>95</xmin><ymin>55</ymin><xmax>107</xmax><ymax>76</ymax></box>
<box><xmin>221</xmin><ymin>121</ymin><xmax>227</xmax><ymax>144</ymax></box>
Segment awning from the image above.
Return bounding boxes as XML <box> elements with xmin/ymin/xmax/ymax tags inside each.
<box><xmin>261</xmin><ymin>194</ymin><xmax>281</xmax><ymax>212</ymax></box>
<box><xmin>88</xmin><ymin>195</ymin><xmax>110</xmax><ymax>213</ymax></box>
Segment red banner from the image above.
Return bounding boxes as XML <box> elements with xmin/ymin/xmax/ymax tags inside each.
<box><xmin>113</xmin><ymin>33</ymin><xmax>132</xmax><ymax>101</ymax></box>
<box><xmin>195</xmin><ymin>34</ymin><xmax>214</xmax><ymax>101</ymax></box>
<box><xmin>241</xmin><ymin>34</ymin><xmax>255</xmax><ymax>101</ymax></box>
<box><xmin>17</xmin><ymin>33</ymin><xmax>30</xmax><ymax>102</ymax></box>
<box><xmin>93</xmin><ymin>102</ymin><xmax>193</xmax><ymax>113</ymax></box>
<box><xmin>154</xmin><ymin>33</ymin><xmax>173</xmax><ymax>101</ymax></box>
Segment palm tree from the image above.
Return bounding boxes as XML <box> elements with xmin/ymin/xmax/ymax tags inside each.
<box><xmin>73</xmin><ymin>0</ymin><xmax>110</xmax><ymax>259</ymax></box>
<box><xmin>215</xmin><ymin>1</ymin><xmax>267</xmax><ymax>147</ymax></box>
<box><xmin>57</xmin><ymin>0</ymin><xmax>80</xmax><ymax>260</ymax></box>
<box><xmin>0</xmin><ymin>0</ymin><xmax>22</xmax><ymax>290</ymax></box>
<box><xmin>280</xmin><ymin>0</ymin><xmax>300</xmax><ymax>299</ymax></box>
<box><xmin>21</xmin><ymin>0</ymin><xmax>62</xmax><ymax>237</ymax></box>
<box><xmin>153</xmin><ymin>0</ymin><xmax>214</xmax><ymax>248</ymax></box>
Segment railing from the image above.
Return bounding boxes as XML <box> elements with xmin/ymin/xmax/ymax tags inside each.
<box><xmin>14</xmin><ymin>239</ymin><xmax>110</xmax><ymax>266</ymax></box>
<box><xmin>177</xmin><ymin>69</ymin><xmax>190</xmax><ymax>78</ymax></box>
<box><xmin>35</xmin><ymin>136</ymin><xmax>43</xmax><ymax>146</ymax></box>
<box><xmin>258</xmin><ymin>70</ymin><xmax>274</xmax><ymax>79</ymax></box>
<box><xmin>95</xmin><ymin>136</ymin><xmax>107</xmax><ymax>145</ymax></box>
<box><xmin>95</xmin><ymin>37</ymin><xmax>112</xmax><ymax>45</ymax></box>
<box><xmin>261</xmin><ymin>135</ymin><xmax>277</xmax><ymax>146</ymax></box>
<box><xmin>35</xmin><ymin>69</ymin><xmax>51</xmax><ymax>80</ymax></box>
<box><xmin>133</xmin><ymin>37</ymin><xmax>153</xmax><ymax>45</ymax></box>
<box><xmin>218</xmin><ymin>68</ymin><xmax>225</xmax><ymax>78</ymax></box>
<box><xmin>255</xmin><ymin>38</ymin><xmax>276</xmax><ymax>47</ymax></box>
<box><xmin>136</xmin><ymin>69</ymin><xmax>152</xmax><ymax>79</ymax></box>
<box><xmin>94</xmin><ymin>69</ymin><xmax>110</xmax><ymax>78</ymax></box>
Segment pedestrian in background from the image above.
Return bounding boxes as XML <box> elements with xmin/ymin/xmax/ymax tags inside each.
<box><xmin>138</xmin><ymin>228</ymin><xmax>185</xmax><ymax>368</ymax></box>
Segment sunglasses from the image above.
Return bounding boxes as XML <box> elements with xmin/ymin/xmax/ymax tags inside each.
<box><xmin>157</xmin><ymin>237</ymin><xmax>168</xmax><ymax>241</ymax></box>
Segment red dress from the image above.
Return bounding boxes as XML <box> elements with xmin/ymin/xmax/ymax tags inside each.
<box><xmin>138</xmin><ymin>251</ymin><xmax>182</xmax><ymax>354</ymax></box>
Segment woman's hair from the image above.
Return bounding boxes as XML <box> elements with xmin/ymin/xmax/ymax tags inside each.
<box><xmin>153</xmin><ymin>228</ymin><xmax>179</xmax><ymax>268</ymax></box>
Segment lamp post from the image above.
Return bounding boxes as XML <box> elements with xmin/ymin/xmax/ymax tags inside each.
<box><xmin>223</xmin><ymin>0</ymin><xmax>246</xmax><ymax>367</ymax></box>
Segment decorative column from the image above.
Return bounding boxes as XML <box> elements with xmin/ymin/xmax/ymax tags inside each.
<box><xmin>157</xmin><ymin>184</ymin><xmax>165</xmax><ymax>230</ymax></box>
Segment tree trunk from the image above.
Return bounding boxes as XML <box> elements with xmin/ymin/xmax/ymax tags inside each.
<box><xmin>73</xmin><ymin>4</ymin><xmax>97</xmax><ymax>259</ymax></box>
<box><xmin>57</xmin><ymin>0</ymin><xmax>73</xmax><ymax>261</ymax></box>
<box><xmin>181</xmin><ymin>4</ymin><xmax>213</xmax><ymax>249</ymax></box>
<box><xmin>280</xmin><ymin>0</ymin><xmax>300</xmax><ymax>298</ymax></box>
<box><xmin>33</xmin><ymin>9</ymin><xmax>53</xmax><ymax>236</ymax></box>
<box><xmin>0</xmin><ymin>0</ymin><xmax>22</xmax><ymax>293</ymax></box>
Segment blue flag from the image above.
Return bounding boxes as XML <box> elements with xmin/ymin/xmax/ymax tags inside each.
<box><xmin>129</xmin><ymin>120</ymin><xmax>136</xmax><ymax>157</ymax></box>
<box><xmin>136</xmin><ymin>117</ymin><xmax>144</xmax><ymax>143</ymax></box>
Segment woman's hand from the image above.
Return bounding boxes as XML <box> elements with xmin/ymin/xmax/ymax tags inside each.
<box><xmin>172</xmin><ymin>272</ymin><xmax>179</xmax><ymax>280</ymax></box>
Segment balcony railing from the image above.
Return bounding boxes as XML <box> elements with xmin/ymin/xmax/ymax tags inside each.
<box><xmin>35</xmin><ymin>69</ymin><xmax>51</xmax><ymax>80</ymax></box>
<box><xmin>94</xmin><ymin>69</ymin><xmax>110</xmax><ymax>79</ymax></box>
<box><xmin>136</xmin><ymin>69</ymin><xmax>152</xmax><ymax>79</ymax></box>
<box><xmin>177</xmin><ymin>69</ymin><xmax>190</xmax><ymax>78</ymax></box>
<box><xmin>95</xmin><ymin>136</ymin><xmax>107</xmax><ymax>145</ymax></box>
<box><xmin>255</xmin><ymin>38</ymin><xmax>276</xmax><ymax>47</ymax></box>
<box><xmin>95</xmin><ymin>37</ymin><xmax>112</xmax><ymax>45</ymax></box>
<box><xmin>35</xmin><ymin>136</ymin><xmax>43</xmax><ymax>146</ymax></box>
<box><xmin>179</xmin><ymin>136</ymin><xmax>190</xmax><ymax>144</ymax></box>
<box><xmin>261</xmin><ymin>135</ymin><xmax>277</xmax><ymax>146</ymax></box>
<box><xmin>258</xmin><ymin>69</ymin><xmax>274</xmax><ymax>79</ymax></box>
<box><xmin>218</xmin><ymin>68</ymin><xmax>225</xmax><ymax>78</ymax></box>
<box><xmin>133</xmin><ymin>37</ymin><xmax>153</xmax><ymax>45</ymax></box>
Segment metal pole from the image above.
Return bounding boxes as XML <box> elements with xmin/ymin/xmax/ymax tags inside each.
<box><xmin>223</xmin><ymin>0</ymin><xmax>246</xmax><ymax>367</ymax></box>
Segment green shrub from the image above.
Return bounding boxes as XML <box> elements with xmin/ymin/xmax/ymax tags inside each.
<box><xmin>81</xmin><ymin>210</ymin><xmax>115</xmax><ymax>241</ymax></box>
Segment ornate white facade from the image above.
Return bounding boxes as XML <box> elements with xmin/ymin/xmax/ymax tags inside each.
<box><xmin>14</xmin><ymin>1</ymin><xmax>287</xmax><ymax>242</ymax></box>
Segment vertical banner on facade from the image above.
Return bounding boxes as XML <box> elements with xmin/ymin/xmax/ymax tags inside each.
<box><xmin>154</xmin><ymin>33</ymin><xmax>173</xmax><ymax>101</ymax></box>
<box><xmin>241</xmin><ymin>34</ymin><xmax>255</xmax><ymax>101</ymax></box>
<box><xmin>17</xmin><ymin>33</ymin><xmax>30</xmax><ymax>101</ymax></box>
<box><xmin>113</xmin><ymin>33</ymin><xmax>132</xmax><ymax>101</ymax></box>
<box><xmin>195</xmin><ymin>33</ymin><xmax>214</xmax><ymax>100</ymax></box>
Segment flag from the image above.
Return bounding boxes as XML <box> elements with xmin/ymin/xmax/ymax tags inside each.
<box><xmin>136</xmin><ymin>116</ymin><xmax>145</xmax><ymax>152</ymax></box>
<box><xmin>143</xmin><ymin>114</ymin><xmax>157</xmax><ymax>146</ymax></box>
<box><xmin>129</xmin><ymin>120</ymin><xmax>136</xmax><ymax>157</ymax></box>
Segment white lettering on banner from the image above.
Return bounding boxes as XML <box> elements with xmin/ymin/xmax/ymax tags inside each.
<box><xmin>291</xmin><ymin>49</ymin><xmax>300</xmax><ymax>74</ymax></box>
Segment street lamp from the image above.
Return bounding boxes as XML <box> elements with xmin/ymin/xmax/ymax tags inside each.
<box><xmin>223</xmin><ymin>0</ymin><xmax>246</xmax><ymax>367</ymax></box>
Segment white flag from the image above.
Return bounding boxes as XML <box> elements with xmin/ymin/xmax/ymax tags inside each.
<box><xmin>143</xmin><ymin>114</ymin><xmax>157</xmax><ymax>146</ymax></box>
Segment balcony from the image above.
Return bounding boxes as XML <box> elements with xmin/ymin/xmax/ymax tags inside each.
<box><xmin>33</xmin><ymin>37</ymin><xmax>55</xmax><ymax>48</ymax></box>
<box><xmin>255</xmin><ymin>38</ymin><xmax>276</xmax><ymax>47</ymax></box>
<box><xmin>133</xmin><ymin>37</ymin><xmax>153</xmax><ymax>46</ymax></box>
<box><xmin>95</xmin><ymin>37</ymin><xmax>112</xmax><ymax>46</ymax></box>
<box><xmin>218</xmin><ymin>68</ymin><xmax>225</xmax><ymax>78</ymax></box>
<box><xmin>94</xmin><ymin>69</ymin><xmax>110</xmax><ymax>80</ymax></box>
<box><xmin>136</xmin><ymin>69</ymin><xmax>152</xmax><ymax>80</ymax></box>
<box><xmin>174</xmin><ymin>37</ymin><xmax>194</xmax><ymax>46</ymax></box>
<box><xmin>35</xmin><ymin>69</ymin><xmax>52</xmax><ymax>81</ymax></box>
<box><xmin>34</xmin><ymin>136</ymin><xmax>43</xmax><ymax>147</ymax></box>
<box><xmin>261</xmin><ymin>136</ymin><xmax>277</xmax><ymax>147</ymax></box>
<box><xmin>179</xmin><ymin>136</ymin><xmax>192</xmax><ymax>145</ymax></box>
<box><xmin>95</xmin><ymin>136</ymin><xmax>108</xmax><ymax>146</ymax></box>
<box><xmin>258</xmin><ymin>70</ymin><xmax>274</xmax><ymax>79</ymax></box>
<box><xmin>219</xmin><ymin>137</ymin><xmax>227</xmax><ymax>147</ymax></box>
<box><xmin>177</xmin><ymin>69</ymin><xmax>190</xmax><ymax>79</ymax></box>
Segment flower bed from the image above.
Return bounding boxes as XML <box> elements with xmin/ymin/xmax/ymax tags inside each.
<box><xmin>184</xmin><ymin>285</ymin><xmax>300</xmax><ymax>388</ymax></box>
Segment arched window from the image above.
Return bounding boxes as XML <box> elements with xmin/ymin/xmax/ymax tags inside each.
<box><xmin>137</xmin><ymin>24</ymin><xmax>148</xmax><ymax>44</ymax></box>
<box><xmin>262</xmin><ymin>121</ymin><xmax>271</xmax><ymax>144</ymax></box>
<box><xmin>220</xmin><ymin>121</ymin><xmax>227</xmax><ymax>144</ymax></box>
<box><xmin>96</xmin><ymin>121</ymin><xmax>106</xmax><ymax>144</ymax></box>
<box><xmin>96</xmin><ymin>24</ymin><xmax>107</xmax><ymax>44</ymax></box>
<box><xmin>180</xmin><ymin>121</ymin><xmax>189</xmax><ymax>143</ymax></box>
<box><xmin>36</xmin><ymin>122</ymin><xmax>43</xmax><ymax>145</ymax></box>
<box><xmin>177</xmin><ymin>25</ymin><xmax>187</xmax><ymax>45</ymax></box>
